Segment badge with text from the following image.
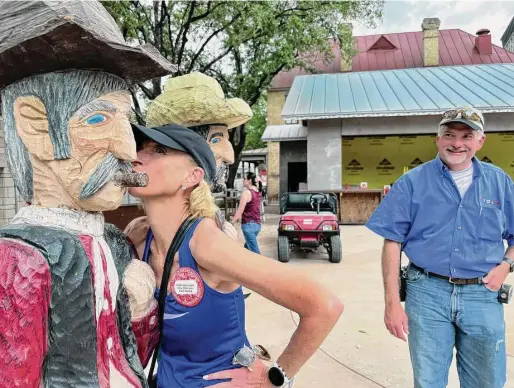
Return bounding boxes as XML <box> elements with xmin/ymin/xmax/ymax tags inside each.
<box><xmin>170</xmin><ymin>267</ymin><xmax>204</xmax><ymax>307</ymax></box>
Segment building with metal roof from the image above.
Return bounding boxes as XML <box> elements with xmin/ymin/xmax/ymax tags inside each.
<box><xmin>278</xmin><ymin>62</ymin><xmax>514</xmax><ymax>194</ymax></box>
<box><xmin>282</xmin><ymin>63</ymin><xmax>514</xmax><ymax>121</ymax></box>
<box><xmin>262</xmin><ymin>17</ymin><xmax>514</xmax><ymax>223</ymax></box>
<box><xmin>261</xmin><ymin>124</ymin><xmax>307</xmax><ymax>142</ymax></box>
<box><xmin>270</xmin><ymin>27</ymin><xmax>514</xmax><ymax>91</ymax></box>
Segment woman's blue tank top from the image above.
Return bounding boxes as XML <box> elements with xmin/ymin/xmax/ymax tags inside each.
<box><xmin>142</xmin><ymin>218</ymin><xmax>251</xmax><ymax>387</ymax></box>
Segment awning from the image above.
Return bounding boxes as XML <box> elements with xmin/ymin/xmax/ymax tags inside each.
<box><xmin>241</xmin><ymin>147</ymin><xmax>267</xmax><ymax>162</ymax></box>
<box><xmin>282</xmin><ymin>63</ymin><xmax>514</xmax><ymax>120</ymax></box>
<box><xmin>261</xmin><ymin>124</ymin><xmax>307</xmax><ymax>142</ymax></box>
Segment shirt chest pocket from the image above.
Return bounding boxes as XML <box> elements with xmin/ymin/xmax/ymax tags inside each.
<box><xmin>475</xmin><ymin>206</ymin><xmax>504</xmax><ymax>244</ymax></box>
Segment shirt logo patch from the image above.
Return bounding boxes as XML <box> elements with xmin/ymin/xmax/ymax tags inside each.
<box><xmin>480</xmin><ymin>196</ymin><xmax>500</xmax><ymax>206</ymax></box>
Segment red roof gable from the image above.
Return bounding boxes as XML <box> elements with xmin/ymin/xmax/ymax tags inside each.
<box><xmin>270</xmin><ymin>29</ymin><xmax>514</xmax><ymax>90</ymax></box>
<box><xmin>367</xmin><ymin>35</ymin><xmax>397</xmax><ymax>51</ymax></box>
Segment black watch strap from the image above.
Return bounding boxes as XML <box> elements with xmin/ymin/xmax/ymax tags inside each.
<box><xmin>268</xmin><ymin>362</ymin><xmax>293</xmax><ymax>387</ymax></box>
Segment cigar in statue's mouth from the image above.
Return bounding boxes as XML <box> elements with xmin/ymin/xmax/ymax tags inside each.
<box><xmin>113</xmin><ymin>172</ymin><xmax>149</xmax><ymax>188</ymax></box>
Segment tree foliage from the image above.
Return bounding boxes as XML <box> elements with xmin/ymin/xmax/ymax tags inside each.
<box><xmin>244</xmin><ymin>95</ymin><xmax>267</xmax><ymax>151</ymax></box>
<box><xmin>103</xmin><ymin>0</ymin><xmax>384</xmax><ymax>187</ymax></box>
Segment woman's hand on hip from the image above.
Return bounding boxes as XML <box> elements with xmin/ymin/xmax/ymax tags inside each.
<box><xmin>192</xmin><ymin>218</ymin><xmax>344</xmax><ymax>378</ymax></box>
<box><xmin>203</xmin><ymin>360</ymin><xmax>273</xmax><ymax>387</ymax></box>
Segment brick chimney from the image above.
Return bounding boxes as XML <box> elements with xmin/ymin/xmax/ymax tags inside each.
<box><xmin>475</xmin><ymin>29</ymin><xmax>492</xmax><ymax>54</ymax></box>
<box><xmin>340</xmin><ymin>23</ymin><xmax>353</xmax><ymax>72</ymax></box>
<box><xmin>422</xmin><ymin>17</ymin><xmax>441</xmax><ymax>67</ymax></box>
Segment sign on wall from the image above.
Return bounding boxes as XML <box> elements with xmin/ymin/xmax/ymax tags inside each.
<box><xmin>476</xmin><ymin>132</ymin><xmax>514</xmax><ymax>179</ymax></box>
<box><xmin>342</xmin><ymin>133</ymin><xmax>514</xmax><ymax>189</ymax></box>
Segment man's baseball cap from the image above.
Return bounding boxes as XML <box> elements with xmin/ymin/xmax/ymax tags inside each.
<box><xmin>131</xmin><ymin>123</ymin><xmax>217</xmax><ymax>183</ymax></box>
<box><xmin>439</xmin><ymin>106</ymin><xmax>485</xmax><ymax>132</ymax></box>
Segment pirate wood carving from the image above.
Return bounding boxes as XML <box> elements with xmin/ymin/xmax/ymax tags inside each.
<box><xmin>125</xmin><ymin>72</ymin><xmax>252</xmax><ymax>244</ymax></box>
<box><xmin>0</xmin><ymin>2</ymin><xmax>176</xmax><ymax>387</ymax></box>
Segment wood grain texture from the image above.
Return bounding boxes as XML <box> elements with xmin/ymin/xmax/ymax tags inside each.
<box><xmin>0</xmin><ymin>1</ymin><xmax>176</xmax><ymax>90</ymax></box>
<box><xmin>2</xmin><ymin>71</ymin><xmax>131</xmax><ymax>204</ymax></box>
<box><xmin>146</xmin><ymin>72</ymin><xmax>251</xmax><ymax>130</ymax></box>
<box><xmin>11</xmin><ymin>90</ymin><xmax>136</xmax><ymax>211</ymax></box>
<box><xmin>0</xmin><ymin>239</ymin><xmax>51</xmax><ymax>388</ymax></box>
<box><xmin>340</xmin><ymin>191</ymin><xmax>382</xmax><ymax>224</ymax></box>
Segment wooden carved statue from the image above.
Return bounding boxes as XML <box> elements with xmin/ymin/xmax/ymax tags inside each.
<box><xmin>0</xmin><ymin>2</ymin><xmax>176</xmax><ymax>387</ymax></box>
<box><xmin>146</xmin><ymin>71</ymin><xmax>253</xmax><ymax>194</ymax></box>
<box><xmin>124</xmin><ymin>72</ymin><xmax>252</xmax><ymax>245</ymax></box>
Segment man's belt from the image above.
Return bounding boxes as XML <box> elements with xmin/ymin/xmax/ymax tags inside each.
<box><xmin>410</xmin><ymin>263</ymin><xmax>482</xmax><ymax>285</ymax></box>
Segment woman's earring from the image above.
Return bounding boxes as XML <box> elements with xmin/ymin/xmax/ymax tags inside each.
<box><xmin>181</xmin><ymin>184</ymin><xmax>186</xmax><ymax>190</ymax></box>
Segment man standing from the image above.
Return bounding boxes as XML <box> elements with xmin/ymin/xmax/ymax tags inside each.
<box><xmin>366</xmin><ymin>107</ymin><xmax>514</xmax><ymax>388</ymax></box>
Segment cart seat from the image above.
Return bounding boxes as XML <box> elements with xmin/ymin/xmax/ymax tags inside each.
<box><xmin>280</xmin><ymin>192</ymin><xmax>337</xmax><ymax>215</ymax></box>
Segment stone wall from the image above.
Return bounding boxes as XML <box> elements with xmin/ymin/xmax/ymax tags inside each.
<box><xmin>422</xmin><ymin>18</ymin><xmax>440</xmax><ymax>67</ymax></box>
<box><xmin>266</xmin><ymin>141</ymin><xmax>280</xmax><ymax>202</ymax></box>
<box><xmin>0</xmin><ymin>118</ymin><xmax>18</xmax><ymax>226</ymax></box>
<box><xmin>267</xmin><ymin>91</ymin><xmax>286</xmax><ymax>125</ymax></box>
<box><xmin>266</xmin><ymin>90</ymin><xmax>286</xmax><ymax>202</ymax></box>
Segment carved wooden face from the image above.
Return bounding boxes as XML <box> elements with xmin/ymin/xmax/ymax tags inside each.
<box><xmin>13</xmin><ymin>91</ymin><xmax>136</xmax><ymax>211</ymax></box>
<box><xmin>207</xmin><ymin>125</ymin><xmax>234</xmax><ymax>167</ymax></box>
<box><xmin>206</xmin><ymin>125</ymin><xmax>234</xmax><ymax>192</ymax></box>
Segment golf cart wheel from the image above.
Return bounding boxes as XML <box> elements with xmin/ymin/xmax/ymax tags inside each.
<box><xmin>328</xmin><ymin>235</ymin><xmax>342</xmax><ymax>263</ymax></box>
<box><xmin>278</xmin><ymin>236</ymin><xmax>290</xmax><ymax>263</ymax></box>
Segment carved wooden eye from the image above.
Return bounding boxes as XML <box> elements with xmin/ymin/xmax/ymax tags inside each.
<box><xmin>85</xmin><ymin>114</ymin><xmax>106</xmax><ymax>125</ymax></box>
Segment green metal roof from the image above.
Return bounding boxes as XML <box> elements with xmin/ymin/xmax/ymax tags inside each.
<box><xmin>282</xmin><ymin>64</ymin><xmax>514</xmax><ymax>120</ymax></box>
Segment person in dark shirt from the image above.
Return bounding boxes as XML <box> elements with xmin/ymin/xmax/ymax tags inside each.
<box><xmin>233</xmin><ymin>172</ymin><xmax>263</xmax><ymax>254</ymax></box>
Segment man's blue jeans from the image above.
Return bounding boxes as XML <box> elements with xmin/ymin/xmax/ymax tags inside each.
<box><xmin>241</xmin><ymin>222</ymin><xmax>261</xmax><ymax>254</ymax></box>
<box><xmin>405</xmin><ymin>265</ymin><xmax>506</xmax><ymax>388</ymax></box>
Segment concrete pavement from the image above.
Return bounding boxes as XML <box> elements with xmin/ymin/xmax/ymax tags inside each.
<box><xmin>241</xmin><ymin>214</ymin><xmax>514</xmax><ymax>388</ymax></box>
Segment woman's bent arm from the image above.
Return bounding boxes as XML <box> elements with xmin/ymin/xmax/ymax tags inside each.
<box><xmin>191</xmin><ymin>218</ymin><xmax>344</xmax><ymax>378</ymax></box>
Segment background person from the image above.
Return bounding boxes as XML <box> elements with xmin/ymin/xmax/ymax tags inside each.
<box><xmin>365</xmin><ymin>107</ymin><xmax>514</xmax><ymax>388</ymax></box>
<box><xmin>233</xmin><ymin>172</ymin><xmax>263</xmax><ymax>254</ymax></box>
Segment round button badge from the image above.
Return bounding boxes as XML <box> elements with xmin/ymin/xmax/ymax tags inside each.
<box><xmin>169</xmin><ymin>267</ymin><xmax>204</xmax><ymax>307</ymax></box>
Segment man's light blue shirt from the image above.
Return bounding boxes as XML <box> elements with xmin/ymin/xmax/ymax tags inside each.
<box><xmin>366</xmin><ymin>155</ymin><xmax>514</xmax><ymax>278</ymax></box>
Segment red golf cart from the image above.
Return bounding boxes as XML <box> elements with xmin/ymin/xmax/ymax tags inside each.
<box><xmin>277</xmin><ymin>192</ymin><xmax>341</xmax><ymax>263</ymax></box>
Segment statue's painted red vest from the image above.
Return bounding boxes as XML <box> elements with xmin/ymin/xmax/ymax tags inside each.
<box><xmin>0</xmin><ymin>222</ymin><xmax>149</xmax><ymax>387</ymax></box>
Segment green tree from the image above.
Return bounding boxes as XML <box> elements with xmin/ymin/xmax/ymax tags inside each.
<box><xmin>103</xmin><ymin>0</ymin><xmax>384</xmax><ymax>187</ymax></box>
<box><xmin>244</xmin><ymin>95</ymin><xmax>267</xmax><ymax>151</ymax></box>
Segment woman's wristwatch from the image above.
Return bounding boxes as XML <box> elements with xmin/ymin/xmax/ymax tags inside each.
<box><xmin>268</xmin><ymin>362</ymin><xmax>295</xmax><ymax>387</ymax></box>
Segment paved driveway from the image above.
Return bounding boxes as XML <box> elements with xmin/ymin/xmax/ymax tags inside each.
<box><xmin>242</xmin><ymin>214</ymin><xmax>514</xmax><ymax>387</ymax></box>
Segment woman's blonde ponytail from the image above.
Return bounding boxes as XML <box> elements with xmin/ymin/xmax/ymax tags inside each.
<box><xmin>188</xmin><ymin>180</ymin><xmax>219</xmax><ymax>219</ymax></box>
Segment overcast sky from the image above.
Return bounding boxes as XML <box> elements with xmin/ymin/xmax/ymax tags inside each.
<box><xmin>352</xmin><ymin>0</ymin><xmax>514</xmax><ymax>47</ymax></box>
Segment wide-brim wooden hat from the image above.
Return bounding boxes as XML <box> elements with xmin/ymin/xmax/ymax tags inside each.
<box><xmin>0</xmin><ymin>1</ymin><xmax>177</xmax><ymax>90</ymax></box>
<box><xmin>146</xmin><ymin>72</ymin><xmax>253</xmax><ymax>129</ymax></box>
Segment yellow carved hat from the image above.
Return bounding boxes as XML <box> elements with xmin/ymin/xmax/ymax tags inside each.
<box><xmin>146</xmin><ymin>72</ymin><xmax>253</xmax><ymax>129</ymax></box>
